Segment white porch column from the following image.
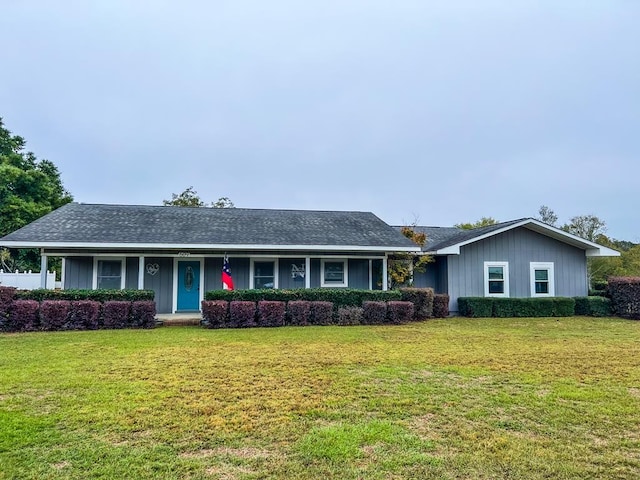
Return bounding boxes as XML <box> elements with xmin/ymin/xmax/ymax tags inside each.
<box><xmin>382</xmin><ymin>255</ymin><xmax>388</xmax><ymax>291</ymax></box>
<box><xmin>60</xmin><ymin>258</ymin><xmax>66</xmax><ymax>290</ymax></box>
<box><xmin>138</xmin><ymin>256</ymin><xmax>145</xmax><ymax>289</ymax></box>
<box><xmin>305</xmin><ymin>257</ymin><xmax>311</xmax><ymax>289</ymax></box>
<box><xmin>40</xmin><ymin>253</ymin><xmax>48</xmax><ymax>289</ymax></box>
<box><xmin>368</xmin><ymin>259</ymin><xmax>373</xmax><ymax>290</ymax></box>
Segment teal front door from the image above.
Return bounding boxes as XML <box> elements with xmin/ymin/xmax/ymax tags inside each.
<box><xmin>177</xmin><ymin>261</ymin><xmax>200</xmax><ymax>311</ymax></box>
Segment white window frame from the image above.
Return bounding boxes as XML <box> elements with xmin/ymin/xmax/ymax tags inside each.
<box><xmin>484</xmin><ymin>261</ymin><xmax>509</xmax><ymax>297</ymax></box>
<box><xmin>321</xmin><ymin>259</ymin><xmax>348</xmax><ymax>288</ymax></box>
<box><xmin>530</xmin><ymin>262</ymin><xmax>555</xmax><ymax>297</ymax></box>
<box><xmin>250</xmin><ymin>258</ymin><xmax>279</xmax><ymax>289</ymax></box>
<box><xmin>92</xmin><ymin>257</ymin><xmax>126</xmax><ymax>290</ymax></box>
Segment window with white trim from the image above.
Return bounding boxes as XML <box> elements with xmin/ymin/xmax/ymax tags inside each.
<box><xmin>530</xmin><ymin>262</ymin><xmax>554</xmax><ymax>297</ymax></box>
<box><xmin>253</xmin><ymin>261</ymin><xmax>275</xmax><ymax>289</ymax></box>
<box><xmin>97</xmin><ymin>259</ymin><xmax>124</xmax><ymax>289</ymax></box>
<box><xmin>484</xmin><ymin>261</ymin><xmax>509</xmax><ymax>297</ymax></box>
<box><xmin>321</xmin><ymin>259</ymin><xmax>348</xmax><ymax>287</ymax></box>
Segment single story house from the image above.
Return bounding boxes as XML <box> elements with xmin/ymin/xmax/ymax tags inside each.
<box><xmin>0</xmin><ymin>204</ymin><xmax>619</xmax><ymax>314</ymax></box>
<box><xmin>0</xmin><ymin>203</ymin><xmax>419</xmax><ymax>313</ymax></box>
<box><xmin>408</xmin><ymin>219</ymin><xmax>619</xmax><ymax>313</ymax></box>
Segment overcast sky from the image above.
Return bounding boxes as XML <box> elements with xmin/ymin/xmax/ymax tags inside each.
<box><xmin>1</xmin><ymin>1</ymin><xmax>638</xmax><ymax>241</ymax></box>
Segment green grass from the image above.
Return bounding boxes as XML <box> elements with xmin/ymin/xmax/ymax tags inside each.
<box><xmin>1</xmin><ymin>317</ymin><xmax>639</xmax><ymax>479</ymax></box>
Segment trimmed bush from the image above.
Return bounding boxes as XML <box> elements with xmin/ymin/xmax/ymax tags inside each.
<box><xmin>131</xmin><ymin>301</ymin><xmax>156</xmax><ymax>328</ymax></box>
<box><xmin>102</xmin><ymin>301</ymin><xmax>131</xmax><ymax>329</ymax></box>
<box><xmin>553</xmin><ymin>297</ymin><xmax>576</xmax><ymax>317</ymax></box>
<box><xmin>399</xmin><ymin>288</ymin><xmax>434</xmax><ymax>319</ymax></box>
<box><xmin>458</xmin><ymin>297</ymin><xmax>493</xmax><ymax>318</ymax></box>
<box><xmin>492</xmin><ymin>298</ymin><xmax>514</xmax><ymax>318</ymax></box>
<box><xmin>433</xmin><ymin>294</ymin><xmax>449</xmax><ymax>318</ymax></box>
<box><xmin>387</xmin><ymin>301</ymin><xmax>414</xmax><ymax>324</ymax></box>
<box><xmin>337</xmin><ymin>306</ymin><xmax>364</xmax><ymax>326</ymax></box>
<box><xmin>202</xmin><ymin>300</ymin><xmax>229</xmax><ymax>328</ymax></box>
<box><xmin>0</xmin><ymin>286</ymin><xmax>16</xmax><ymax>331</ymax></box>
<box><xmin>362</xmin><ymin>301</ymin><xmax>387</xmax><ymax>325</ymax></box>
<box><xmin>8</xmin><ymin>300</ymin><xmax>40</xmax><ymax>332</ymax></box>
<box><xmin>574</xmin><ymin>296</ymin><xmax>613</xmax><ymax>317</ymax></box>
<box><xmin>69</xmin><ymin>301</ymin><xmax>100</xmax><ymax>330</ymax></box>
<box><xmin>310</xmin><ymin>301</ymin><xmax>334</xmax><ymax>325</ymax></box>
<box><xmin>205</xmin><ymin>288</ymin><xmax>402</xmax><ymax>310</ymax></box>
<box><xmin>18</xmin><ymin>289</ymin><xmax>155</xmax><ymax>302</ymax></box>
<box><xmin>229</xmin><ymin>301</ymin><xmax>257</xmax><ymax>328</ymax></box>
<box><xmin>608</xmin><ymin>277</ymin><xmax>640</xmax><ymax>319</ymax></box>
<box><xmin>257</xmin><ymin>301</ymin><xmax>286</xmax><ymax>327</ymax></box>
<box><xmin>40</xmin><ymin>300</ymin><xmax>71</xmax><ymax>331</ymax></box>
<box><xmin>287</xmin><ymin>301</ymin><xmax>311</xmax><ymax>326</ymax></box>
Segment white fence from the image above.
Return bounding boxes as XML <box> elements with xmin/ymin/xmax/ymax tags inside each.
<box><xmin>0</xmin><ymin>270</ymin><xmax>57</xmax><ymax>290</ymax></box>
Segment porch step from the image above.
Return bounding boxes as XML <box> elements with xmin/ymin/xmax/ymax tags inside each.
<box><xmin>156</xmin><ymin>313</ymin><xmax>203</xmax><ymax>326</ymax></box>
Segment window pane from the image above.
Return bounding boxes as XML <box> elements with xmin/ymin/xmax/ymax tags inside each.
<box><xmin>324</xmin><ymin>261</ymin><xmax>344</xmax><ymax>283</ymax></box>
<box><xmin>255</xmin><ymin>277</ymin><xmax>274</xmax><ymax>289</ymax></box>
<box><xmin>97</xmin><ymin>260</ymin><xmax>121</xmax><ymax>289</ymax></box>
<box><xmin>488</xmin><ymin>267</ymin><xmax>503</xmax><ymax>280</ymax></box>
<box><xmin>535</xmin><ymin>281</ymin><xmax>549</xmax><ymax>294</ymax></box>
<box><xmin>535</xmin><ymin>269</ymin><xmax>548</xmax><ymax>281</ymax></box>
<box><xmin>254</xmin><ymin>262</ymin><xmax>274</xmax><ymax>277</ymax></box>
<box><xmin>488</xmin><ymin>280</ymin><xmax>504</xmax><ymax>294</ymax></box>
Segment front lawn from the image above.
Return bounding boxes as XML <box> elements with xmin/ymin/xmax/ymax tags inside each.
<box><xmin>1</xmin><ymin>317</ymin><xmax>639</xmax><ymax>479</ymax></box>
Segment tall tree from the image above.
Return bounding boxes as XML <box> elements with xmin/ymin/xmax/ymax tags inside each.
<box><xmin>0</xmin><ymin>117</ymin><xmax>73</xmax><ymax>272</ymax></box>
<box><xmin>163</xmin><ymin>186</ymin><xmax>234</xmax><ymax>208</ymax></box>
<box><xmin>561</xmin><ymin>215</ymin><xmax>606</xmax><ymax>242</ymax></box>
<box><xmin>454</xmin><ymin>217</ymin><xmax>498</xmax><ymax>230</ymax></box>
<box><xmin>0</xmin><ymin>117</ymin><xmax>73</xmax><ymax>238</ymax></box>
<box><xmin>537</xmin><ymin>205</ymin><xmax>558</xmax><ymax>226</ymax></box>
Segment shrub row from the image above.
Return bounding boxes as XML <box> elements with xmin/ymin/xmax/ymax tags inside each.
<box><xmin>399</xmin><ymin>288</ymin><xmax>434</xmax><ymax>319</ymax></box>
<box><xmin>608</xmin><ymin>277</ymin><xmax>640</xmax><ymax>320</ymax></box>
<box><xmin>2</xmin><ymin>299</ymin><xmax>156</xmax><ymax>332</ymax></box>
<box><xmin>574</xmin><ymin>296</ymin><xmax>613</xmax><ymax>317</ymax></box>
<box><xmin>458</xmin><ymin>297</ymin><xmax>576</xmax><ymax>318</ymax></box>
<box><xmin>204</xmin><ymin>288</ymin><xmax>403</xmax><ymax>310</ymax></box>
<box><xmin>201</xmin><ymin>300</ymin><xmax>417</xmax><ymax>328</ymax></box>
<box><xmin>16</xmin><ymin>289</ymin><xmax>155</xmax><ymax>302</ymax></box>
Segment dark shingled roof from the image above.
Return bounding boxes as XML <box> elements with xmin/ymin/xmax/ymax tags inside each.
<box><xmin>398</xmin><ymin>219</ymin><xmax>528</xmax><ymax>252</ymax></box>
<box><xmin>0</xmin><ymin>203</ymin><xmax>418</xmax><ymax>249</ymax></box>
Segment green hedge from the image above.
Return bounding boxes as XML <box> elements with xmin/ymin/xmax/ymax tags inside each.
<box><xmin>16</xmin><ymin>289</ymin><xmax>155</xmax><ymax>302</ymax></box>
<box><xmin>204</xmin><ymin>288</ymin><xmax>402</xmax><ymax>310</ymax></box>
<box><xmin>574</xmin><ymin>296</ymin><xmax>613</xmax><ymax>317</ymax></box>
<box><xmin>458</xmin><ymin>297</ymin><xmax>576</xmax><ymax>317</ymax></box>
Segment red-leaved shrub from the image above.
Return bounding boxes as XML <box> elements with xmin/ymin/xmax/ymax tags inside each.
<box><xmin>69</xmin><ymin>300</ymin><xmax>101</xmax><ymax>330</ymax></box>
<box><xmin>202</xmin><ymin>300</ymin><xmax>229</xmax><ymax>328</ymax></box>
<box><xmin>0</xmin><ymin>286</ymin><xmax>16</xmax><ymax>331</ymax></box>
<box><xmin>257</xmin><ymin>301</ymin><xmax>286</xmax><ymax>327</ymax></box>
<box><xmin>608</xmin><ymin>277</ymin><xmax>640</xmax><ymax>319</ymax></box>
<box><xmin>399</xmin><ymin>288</ymin><xmax>434</xmax><ymax>319</ymax></box>
<box><xmin>337</xmin><ymin>306</ymin><xmax>363</xmax><ymax>326</ymax></box>
<box><xmin>40</xmin><ymin>300</ymin><xmax>71</xmax><ymax>331</ymax></box>
<box><xmin>363</xmin><ymin>301</ymin><xmax>387</xmax><ymax>324</ymax></box>
<box><xmin>8</xmin><ymin>300</ymin><xmax>40</xmax><ymax>332</ymax></box>
<box><xmin>287</xmin><ymin>301</ymin><xmax>311</xmax><ymax>326</ymax></box>
<box><xmin>229</xmin><ymin>301</ymin><xmax>256</xmax><ymax>328</ymax></box>
<box><xmin>433</xmin><ymin>294</ymin><xmax>450</xmax><ymax>318</ymax></box>
<box><xmin>387</xmin><ymin>301</ymin><xmax>414</xmax><ymax>324</ymax></box>
<box><xmin>131</xmin><ymin>301</ymin><xmax>156</xmax><ymax>328</ymax></box>
<box><xmin>101</xmin><ymin>301</ymin><xmax>131</xmax><ymax>329</ymax></box>
<box><xmin>310</xmin><ymin>301</ymin><xmax>333</xmax><ymax>325</ymax></box>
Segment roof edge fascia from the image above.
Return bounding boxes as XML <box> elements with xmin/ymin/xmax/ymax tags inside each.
<box><xmin>0</xmin><ymin>241</ymin><xmax>420</xmax><ymax>253</ymax></box>
<box><xmin>434</xmin><ymin>219</ymin><xmax>620</xmax><ymax>257</ymax></box>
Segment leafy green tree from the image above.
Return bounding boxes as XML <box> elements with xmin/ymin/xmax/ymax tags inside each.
<box><xmin>0</xmin><ymin>117</ymin><xmax>73</xmax><ymax>272</ymax></box>
<box><xmin>454</xmin><ymin>217</ymin><xmax>498</xmax><ymax>230</ymax></box>
<box><xmin>0</xmin><ymin>118</ymin><xmax>72</xmax><ymax>238</ymax></box>
<box><xmin>164</xmin><ymin>186</ymin><xmax>234</xmax><ymax>208</ymax></box>
<box><xmin>561</xmin><ymin>215</ymin><xmax>607</xmax><ymax>242</ymax></box>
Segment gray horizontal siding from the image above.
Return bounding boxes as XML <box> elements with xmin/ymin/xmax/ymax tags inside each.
<box><xmin>447</xmin><ymin>227</ymin><xmax>587</xmax><ymax>312</ymax></box>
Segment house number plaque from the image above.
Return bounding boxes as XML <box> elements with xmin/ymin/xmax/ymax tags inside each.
<box><xmin>177</xmin><ymin>252</ymin><xmax>191</xmax><ymax>257</ymax></box>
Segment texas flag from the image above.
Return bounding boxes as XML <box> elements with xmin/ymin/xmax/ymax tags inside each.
<box><xmin>222</xmin><ymin>255</ymin><xmax>234</xmax><ymax>290</ymax></box>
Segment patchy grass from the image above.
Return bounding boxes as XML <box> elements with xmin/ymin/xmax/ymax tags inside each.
<box><xmin>1</xmin><ymin>317</ymin><xmax>639</xmax><ymax>479</ymax></box>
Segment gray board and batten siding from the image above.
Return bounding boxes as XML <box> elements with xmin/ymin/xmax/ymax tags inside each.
<box><xmin>63</xmin><ymin>257</ymin><xmax>93</xmax><ymax>290</ymax></box>
<box><xmin>447</xmin><ymin>227</ymin><xmax>587</xmax><ymax>312</ymax></box>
